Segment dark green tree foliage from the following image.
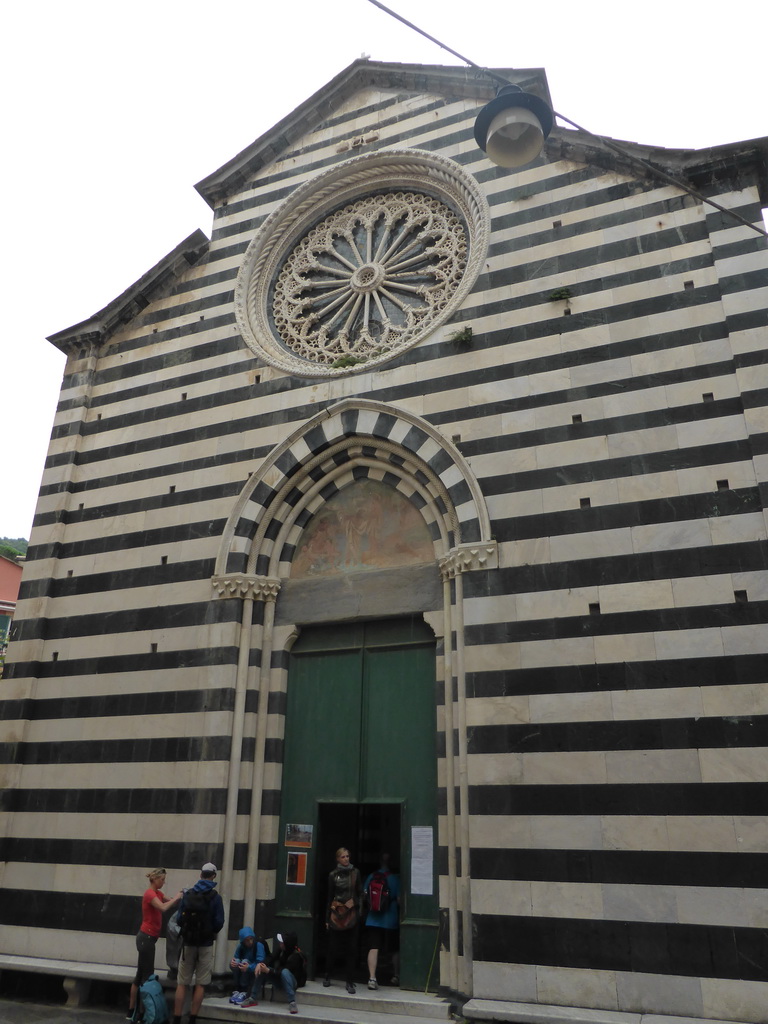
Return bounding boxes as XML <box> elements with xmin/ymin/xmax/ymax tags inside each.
<box><xmin>0</xmin><ymin>538</ymin><xmax>27</xmax><ymax>561</ymax></box>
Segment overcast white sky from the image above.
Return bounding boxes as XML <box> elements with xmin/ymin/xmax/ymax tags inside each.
<box><xmin>2</xmin><ymin>0</ymin><xmax>766</xmax><ymax>541</ymax></box>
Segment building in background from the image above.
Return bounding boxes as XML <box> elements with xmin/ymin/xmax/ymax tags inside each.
<box><xmin>2</xmin><ymin>60</ymin><xmax>768</xmax><ymax>1022</ymax></box>
<box><xmin>0</xmin><ymin>555</ymin><xmax>23</xmax><ymax>674</ymax></box>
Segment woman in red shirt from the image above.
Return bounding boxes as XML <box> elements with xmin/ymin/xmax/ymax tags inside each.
<box><xmin>128</xmin><ymin>868</ymin><xmax>182</xmax><ymax>1019</ymax></box>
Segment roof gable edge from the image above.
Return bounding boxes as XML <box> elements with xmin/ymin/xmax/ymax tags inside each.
<box><xmin>47</xmin><ymin>229</ymin><xmax>209</xmax><ymax>354</ymax></box>
<box><xmin>548</xmin><ymin>129</ymin><xmax>768</xmax><ymax>202</ymax></box>
<box><xmin>194</xmin><ymin>59</ymin><xmax>549</xmax><ymax>206</ymax></box>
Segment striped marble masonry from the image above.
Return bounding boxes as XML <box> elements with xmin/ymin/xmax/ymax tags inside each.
<box><xmin>2</xmin><ymin>60</ymin><xmax>768</xmax><ymax>1020</ymax></box>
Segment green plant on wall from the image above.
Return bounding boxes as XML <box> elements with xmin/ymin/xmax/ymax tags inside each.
<box><xmin>447</xmin><ymin>325</ymin><xmax>473</xmax><ymax>346</ymax></box>
<box><xmin>549</xmin><ymin>287</ymin><xmax>572</xmax><ymax>302</ymax></box>
<box><xmin>330</xmin><ymin>355</ymin><xmax>367</xmax><ymax>369</ymax></box>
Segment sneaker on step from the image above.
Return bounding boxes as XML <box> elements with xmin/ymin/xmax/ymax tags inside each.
<box><xmin>346</xmin><ymin>982</ymin><xmax>356</xmax><ymax>994</ymax></box>
<box><xmin>230</xmin><ymin>991</ymin><xmax>245</xmax><ymax>1004</ymax></box>
<box><xmin>368</xmin><ymin>979</ymin><xmax>378</xmax><ymax>990</ymax></box>
<box><xmin>241</xmin><ymin>998</ymin><xmax>259</xmax><ymax>1008</ymax></box>
<box><xmin>289</xmin><ymin>1001</ymin><xmax>298</xmax><ymax>1014</ymax></box>
<box><xmin>390</xmin><ymin>975</ymin><xmax>399</xmax><ymax>986</ymax></box>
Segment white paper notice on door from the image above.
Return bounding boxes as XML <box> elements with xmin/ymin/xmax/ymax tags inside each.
<box><xmin>410</xmin><ymin>825</ymin><xmax>433</xmax><ymax>895</ymax></box>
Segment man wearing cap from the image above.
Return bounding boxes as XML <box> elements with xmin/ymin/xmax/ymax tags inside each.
<box><xmin>249</xmin><ymin>931</ymin><xmax>305</xmax><ymax>1013</ymax></box>
<box><xmin>172</xmin><ymin>863</ymin><xmax>225</xmax><ymax>1024</ymax></box>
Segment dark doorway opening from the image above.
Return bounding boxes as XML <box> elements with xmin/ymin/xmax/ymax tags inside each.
<box><xmin>314</xmin><ymin>802</ymin><xmax>401</xmax><ymax>980</ymax></box>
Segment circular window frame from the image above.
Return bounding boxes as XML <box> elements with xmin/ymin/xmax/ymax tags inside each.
<box><xmin>234</xmin><ymin>149</ymin><xmax>490</xmax><ymax>378</ymax></box>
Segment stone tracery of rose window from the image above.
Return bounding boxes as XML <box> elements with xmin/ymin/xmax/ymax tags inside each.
<box><xmin>235</xmin><ymin>150</ymin><xmax>490</xmax><ymax>377</ymax></box>
<box><xmin>272</xmin><ymin>192</ymin><xmax>467</xmax><ymax>364</ymax></box>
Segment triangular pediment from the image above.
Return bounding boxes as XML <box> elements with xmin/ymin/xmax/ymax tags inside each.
<box><xmin>48</xmin><ymin>60</ymin><xmax>767</xmax><ymax>352</ymax></box>
<box><xmin>194</xmin><ymin>59</ymin><xmax>551</xmax><ymax>205</ymax></box>
<box><xmin>195</xmin><ymin>58</ymin><xmax>767</xmax><ymax>207</ymax></box>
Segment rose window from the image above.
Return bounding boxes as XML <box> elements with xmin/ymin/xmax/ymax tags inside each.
<box><xmin>234</xmin><ymin>150</ymin><xmax>490</xmax><ymax>377</ymax></box>
<box><xmin>271</xmin><ymin>192</ymin><xmax>467</xmax><ymax>364</ymax></box>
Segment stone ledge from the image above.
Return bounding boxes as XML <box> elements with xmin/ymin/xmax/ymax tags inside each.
<box><xmin>462</xmin><ymin>1001</ymin><xmax>750</xmax><ymax>1024</ymax></box>
<box><xmin>0</xmin><ymin>955</ymin><xmax>134</xmax><ymax>1008</ymax></box>
<box><xmin>0</xmin><ymin>954</ymin><xmax>133</xmax><ymax>982</ymax></box>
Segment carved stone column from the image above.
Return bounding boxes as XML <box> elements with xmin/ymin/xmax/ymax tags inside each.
<box><xmin>438</xmin><ymin>540</ymin><xmax>497</xmax><ymax>995</ymax></box>
<box><xmin>212</xmin><ymin>572</ymin><xmax>281</xmax><ymax>974</ymax></box>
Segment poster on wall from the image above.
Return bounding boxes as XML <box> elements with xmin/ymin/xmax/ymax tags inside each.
<box><xmin>287</xmin><ymin>852</ymin><xmax>308</xmax><ymax>886</ymax></box>
<box><xmin>285</xmin><ymin>823</ymin><xmax>313</xmax><ymax>848</ymax></box>
<box><xmin>411</xmin><ymin>825</ymin><xmax>433</xmax><ymax>895</ymax></box>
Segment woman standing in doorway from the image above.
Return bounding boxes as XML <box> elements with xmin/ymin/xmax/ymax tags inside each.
<box><xmin>324</xmin><ymin>847</ymin><xmax>362</xmax><ymax>993</ymax></box>
<box><xmin>128</xmin><ymin>868</ymin><xmax>182</xmax><ymax>1019</ymax></box>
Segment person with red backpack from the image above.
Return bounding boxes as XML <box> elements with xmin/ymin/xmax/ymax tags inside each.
<box><xmin>363</xmin><ymin>853</ymin><xmax>400</xmax><ymax>990</ymax></box>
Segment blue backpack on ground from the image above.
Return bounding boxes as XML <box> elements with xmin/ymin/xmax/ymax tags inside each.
<box><xmin>134</xmin><ymin>974</ymin><xmax>169</xmax><ymax>1024</ymax></box>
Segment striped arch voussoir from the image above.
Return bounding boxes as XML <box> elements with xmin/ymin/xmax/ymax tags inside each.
<box><xmin>215</xmin><ymin>399</ymin><xmax>492</xmax><ymax>579</ymax></box>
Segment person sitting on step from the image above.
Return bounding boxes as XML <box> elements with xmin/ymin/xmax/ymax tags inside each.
<box><xmin>245</xmin><ymin>931</ymin><xmax>306</xmax><ymax>1013</ymax></box>
<box><xmin>229</xmin><ymin>926</ymin><xmax>267</xmax><ymax>1005</ymax></box>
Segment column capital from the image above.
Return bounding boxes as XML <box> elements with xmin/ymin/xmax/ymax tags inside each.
<box><xmin>211</xmin><ymin>573</ymin><xmax>282</xmax><ymax>601</ymax></box>
<box><xmin>438</xmin><ymin>541</ymin><xmax>498</xmax><ymax>581</ymax></box>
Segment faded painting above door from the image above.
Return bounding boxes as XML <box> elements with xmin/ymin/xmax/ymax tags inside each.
<box><xmin>291</xmin><ymin>479</ymin><xmax>434</xmax><ymax>578</ymax></box>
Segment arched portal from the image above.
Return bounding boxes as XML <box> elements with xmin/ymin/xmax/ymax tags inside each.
<box><xmin>212</xmin><ymin>398</ymin><xmax>497</xmax><ymax>994</ymax></box>
<box><xmin>214</xmin><ymin>397</ymin><xmax>493</xmax><ymax>580</ymax></box>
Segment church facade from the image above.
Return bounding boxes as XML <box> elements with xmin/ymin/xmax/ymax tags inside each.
<box><xmin>3</xmin><ymin>60</ymin><xmax>768</xmax><ymax>1022</ymax></box>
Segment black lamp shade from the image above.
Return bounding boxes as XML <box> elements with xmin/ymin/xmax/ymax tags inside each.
<box><xmin>474</xmin><ymin>85</ymin><xmax>554</xmax><ymax>168</ymax></box>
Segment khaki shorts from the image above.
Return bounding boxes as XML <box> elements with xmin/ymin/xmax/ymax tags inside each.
<box><xmin>178</xmin><ymin>945</ymin><xmax>214</xmax><ymax>986</ymax></box>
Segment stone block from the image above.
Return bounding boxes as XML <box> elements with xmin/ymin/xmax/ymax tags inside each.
<box><xmin>602</xmin><ymin>882</ymin><xmax>677</xmax><ymax>924</ymax></box>
<box><xmin>536</xmin><ymin>965</ymin><xmax>619</xmax><ymax>1011</ymax></box>
<box><xmin>605</xmin><ymin>749</ymin><xmax>701</xmax><ymax>785</ymax></box>
<box><xmin>616</xmin><ymin>971</ymin><xmax>703</xmax><ymax>1017</ymax></box>
<box><xmin>471</xmin><ymin>962</ymin><xmax>537</xmax><ymax>1003</ymax></box>
<box><xmin>701</xmin><ymin>976</ymin><xmax>768</xmax><ymax>1024</ymax></box>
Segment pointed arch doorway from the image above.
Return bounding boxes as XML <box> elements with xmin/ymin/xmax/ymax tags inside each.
<box><xmin>275</xmin><ymin>617</ymin><xmax>438</xmax><ymax>991</ymax></box>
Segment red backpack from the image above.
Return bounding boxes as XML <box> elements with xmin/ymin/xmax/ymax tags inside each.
<box><xmin>366</xmin><ymin>871</ymin><xmax>391</xmax><ymax>913</ymax></box>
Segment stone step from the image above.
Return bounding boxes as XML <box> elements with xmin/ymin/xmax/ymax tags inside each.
<box><xmin>460</xmin><ymin>1000</ymin><xmax>747</xmax><ymax>1024</ymax></box>
<box><xmin>199</xmin><ymin>980</ymin><xmax>453</xmax><ymax>1024</ymax></box>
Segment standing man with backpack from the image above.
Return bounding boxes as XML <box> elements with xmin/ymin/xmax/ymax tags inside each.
<box><xmin>171</xmin><ymin>863</ymin><xmax>225</xmax><ymax>1024</ymax></box>
<box><xmin>363</xmin><ymin>853</ymin><xmax>400</xmax><ymax>990</ymax></box>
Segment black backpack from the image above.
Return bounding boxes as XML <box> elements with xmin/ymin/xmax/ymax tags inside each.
<box><xmin>293</xmin><ymin>947</ymin><xmax>307</xmax><ymax>989</ymax></box>
<box><xmin>179</xmin><ymin>889</ymin><xmax>215</xmax><ymax>946</ymax></box>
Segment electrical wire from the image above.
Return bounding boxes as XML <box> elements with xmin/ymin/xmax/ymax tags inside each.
<box><xmin>365</xmin><ymin>0</ymin><xmax>509</xmax><ymax>88</ymax></box>
<box><xmin>364</xmin><ymin>0</ymin><xmax>768</xmax><ymax>239</ymax></box>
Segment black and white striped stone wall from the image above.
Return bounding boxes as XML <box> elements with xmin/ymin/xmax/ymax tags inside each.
<box><xmin>2</xmin><ymin>62</ymin><xmax>767</xmax><ymax>1019</ymax></box>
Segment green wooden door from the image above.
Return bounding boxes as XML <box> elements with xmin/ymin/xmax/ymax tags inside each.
<box><xmin>275</xmin><ymin>618</ymin><xmax>438</xmax><ymax>990</ymax></box>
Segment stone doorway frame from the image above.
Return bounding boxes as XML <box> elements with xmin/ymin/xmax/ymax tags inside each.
<box><xmin>211</xmin><ymin>398</ymin><xmax>497</xmax><ymax>996</ymax></box>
